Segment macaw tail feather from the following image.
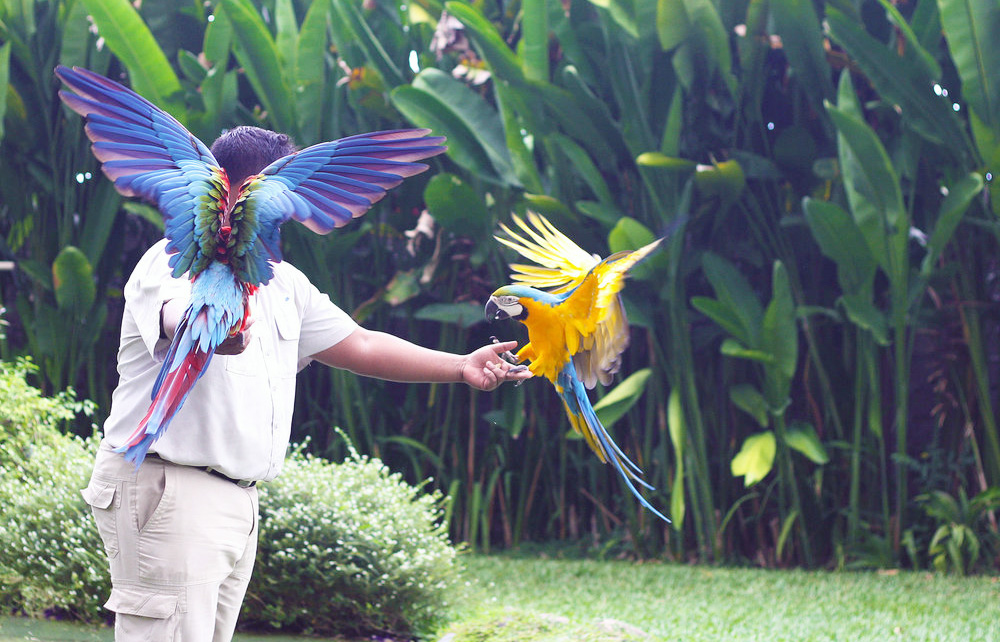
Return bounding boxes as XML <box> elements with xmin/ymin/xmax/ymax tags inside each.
<box><xmin>116</xmin><ymin>314</ymin><xmax>214</xmax><ymax>467</ymax></box>
<box><xmin>560</xmin><ymin>370</ymin><xmax>671</xmax><ymax>522</ymax></box>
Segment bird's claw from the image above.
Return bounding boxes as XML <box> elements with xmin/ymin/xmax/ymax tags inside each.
<box><xmin>490</xmin><ymin>335</ymin><xmax>521</xmax><ymax>365</ymax></box>
<box><xmin>507</xmin><ymin>364</ymin><xmax>529</xmax><ymax>387</ymax></box>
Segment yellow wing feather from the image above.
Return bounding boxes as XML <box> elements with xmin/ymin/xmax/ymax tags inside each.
<box><xmin>496</xmin><ymin>211</ymin><xmax>600</xmax><ymax>293</ymax></box>
<box><xmin>498</xmin><ymin>212</ymin><xmax>662</xmax><ymax>389</ymax></box>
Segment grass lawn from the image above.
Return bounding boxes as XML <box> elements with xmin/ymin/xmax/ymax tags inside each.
<box><xmin>2</xmin><ymin>555</ymin><xmax>999</xmax><ymax>641</ymax></box>
<box><xmin>439</xmin><ymin>555</ymin><xmax>1000</xmax><ymax>641</ymax></box>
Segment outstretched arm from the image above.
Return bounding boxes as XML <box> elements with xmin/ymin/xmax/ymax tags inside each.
<box><xmin>312</xmin><ymin>327</ymin><xmax>532</xmax><ymax>391</ymax></box>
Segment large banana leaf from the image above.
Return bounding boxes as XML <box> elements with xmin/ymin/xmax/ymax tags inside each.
<box><xmin>391</xmin><ymin>68</ymin><xmax>520</xmax><ymax>186</ymax></box>
<box><xmin>937</xmin><ymin>0</ymin><xmax>1000</xmax><ymax>213</ymax></box>
<box><xmin>827</xmin><ymin>5</ymin><xmax>973</xmax><ymax>160</ymax></box>
<box><xmin>79</xmin><ymin>0</ymin><xmax>184</xmax><ymax>118</ymax></box>
<box><xmin>222</xmin><ymin>0</ymin><xmax>299</xmax><ymax>137</ymax></box>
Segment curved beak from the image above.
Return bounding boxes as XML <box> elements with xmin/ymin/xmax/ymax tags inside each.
<box><xmin>485</xmin><ymin>297</ymin><xmax>507</xmax><ymax>322</ymax></box>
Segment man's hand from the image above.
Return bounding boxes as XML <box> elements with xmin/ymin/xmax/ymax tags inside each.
<box><xmin>217</xmin><ymin>313</ymin><xmax>255</xmax><ymax>355</ymax></box>
<box><xmin>463</xmin><ymin>340</ymin><xmax>533</xmax><ymax>391</ymax></box>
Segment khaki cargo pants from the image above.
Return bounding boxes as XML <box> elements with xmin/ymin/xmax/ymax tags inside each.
<box><xmin>82</xmin><ymin>442</ymin><xmax>259</xmax><ymax>641</ymax></box>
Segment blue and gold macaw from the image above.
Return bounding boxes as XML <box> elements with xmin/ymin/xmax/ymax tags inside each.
<box><xmin>485</xmin><ymin>212</ymin><xmax>668</xmax><ymax>521</ymax></box>
<box><xmin>56</xmin><ymin>66</ymin><xmax>445</xmax><ymax>466</ymax></box>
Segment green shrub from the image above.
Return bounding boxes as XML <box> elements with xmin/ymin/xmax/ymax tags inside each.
<box><xmin>0</xmin><ymin>358</ymin><xmax>108</xmax><ymax>622</ymax></box>
<box><xmin>0</xmin><ymin>358</ymin><xmax>456</xmax><ymax>634</ymax></box>
<box><xmin>0</xmin><ymin>358</ymin><xmax>94</xmax><ymax>468</ymax></box>
<box><xmin>242</xmin><ymin>442</ymin><xmax>458</xmax><ymax>638</ymax></box>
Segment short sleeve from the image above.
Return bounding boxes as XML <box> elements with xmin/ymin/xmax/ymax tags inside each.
<box><xmin>124</xmin><ymin>240</ymin><xmax>192</xmax><ymax>360</ymax></box>
<box><xmin>288</xmin><ymin>271</ymin><xmax>359</xmax><ymax>368</ymax></box>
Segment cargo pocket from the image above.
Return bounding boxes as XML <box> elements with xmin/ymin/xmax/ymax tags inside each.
<box><xmin>105</xmin><ymin>587</ymin><xmax>179</xmax><ymax>640</ymax></box>
<box><xmin>81</xmin><ymin>479</ymin><xmax>119</xmax><ymax>559</ymax></box>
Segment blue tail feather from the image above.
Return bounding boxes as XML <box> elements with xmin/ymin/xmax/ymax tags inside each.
<box><xmin>561</xmin><ymin>369</ymin><xmax>670</xmax><ymax>523</ymax></box>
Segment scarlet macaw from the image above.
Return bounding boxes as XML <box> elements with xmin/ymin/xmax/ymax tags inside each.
<box><xmin>485</xmin><ymin>212</ymin><xmax>668</xmax><ymax>521</ymax></box>
<box><xmin>56</xmin><ymin>66</ymin><xmax>445</xmax><ymax>466</ymax></box>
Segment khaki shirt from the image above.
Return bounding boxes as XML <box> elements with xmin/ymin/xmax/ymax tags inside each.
<box><xmin>101</xmin><ymin>239</ymin><xmax>358</xmax><ymax>481</ymax></box>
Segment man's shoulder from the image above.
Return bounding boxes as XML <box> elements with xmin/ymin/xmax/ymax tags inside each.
<box><xmin>269</xmin><ymin>259</ymin><xmax>312</xmax><ymax>285</ymax></box>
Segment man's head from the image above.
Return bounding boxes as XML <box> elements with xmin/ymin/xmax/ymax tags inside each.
<box><xmin>209</xmin><ymin>126</ymin><xmax>297</xmax><ymax>187</ymax></box>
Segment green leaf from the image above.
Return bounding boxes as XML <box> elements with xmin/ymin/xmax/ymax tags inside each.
<box><xmin>295</xmin><ymin>0</ymin><xmax>331</xmax><ymax>143</ymax></box>
<box><xmin>609</xmin><ymin>218</ymin><xmax>662</xmax><ymax>280</ymax></box>
<box><xmin>520</xmin><ymin>0</ymin><xmax>549</xmax><ymax>82</ymax></box>
<box><xmin>657</xmin><ymin>0</ymin><xmax>691</xmax><ymax>51</ymax></box>
<box><xmin>761</xmin><ymin>261</ymin><xmax>797</xmax><ymax>404</ymax></box>
<box><xmin>827</xmin><ymin>6</ymin><xmax>971</xmax><ymax>156</ymax></box>
<box><xmin>330</xmin><ymin>0</ymin><xmax>405</xmax><ymax>87</ymax></box>
<box><xmin>875</xmin><ymin>0</ymin><xmax>941</xmax><ymax>79</ymax></box>
<box><xmin>693</xmin><ymin>160</ymin><xmax>746</xmax><ymax>204</ymax></box>
<box><xmin>720</xmin><ymin>338</ymin><xmax>775</xmax><ymax>364</ymax></box>
<box><xmin>482</xmin><ymin>382</ymin><xmax>527</xmax><ymax>437</ymax></box>
<box><xmin>700</xmin><ymin>252</ymin><xmax>764</xmax><ymax>347</ymax></box>
<box><xmin>691</xmin><ymin>297</ymin><xmax>750</xmax><ymax>346</ymax></box>
<box><xmin>608</xmin><ymin>217</ymin><xmax>656</xmax><ymax>253</ymax></box>
<box><xmin>776</xmin><ymin>510</ymin><xmax>800</xmax><ymax>561</ymax></box>
<box><xmin>445</xmin><ymin>2</ymin><xmax>525</xmax><ymax>85</ymax></box>
<box><xmin>59</xmin><ymin>1</ymin><xmax>101</xmax><ymax>69</ymax></box>
<box><xmin>382</xmin><ymin>270</ymin><xmax>421</xmax><ymax>307</ymax></box>
<box><xmin>921</xmin><ymin>173</ymin><xmax>984</xmax><ymax>275</ymax></box>
<box><xmin>394</xmin><ymin>69</ymin><xmax>519</xmax><ymax>186</ymax></box>
<box><xmin>79</xmin><ymin>0</ymin><xmax>184</xmax><ymax>117</ymax></box>
<box><xmin>522</xmin><ymin>194</ymin><xmax>573</xmax><ymax>218</ymax></box>
<box><xmin>827</xmin><ymin>80</ymin><xmax>908</xmax><ymax>288</ymax></box>
<box><xmin>731</xmin><ymin>431</ymin><xmax>776</xmax><ymax>487</ymax></box>
<box><xmin>575</xmin><ymin>201</ymin><xmax>624</xmax><ymax>227</ymax></box>
<box><xmin>636</xmin><ymin>152</ymin><xmax>697</xmax><ymax>171</ymax></box>
<box><xmin>594</xmin><ymin>368</ymin><xmax>653</xmax><ymax>428</ymax></box>
<box><xmin>803</xmin><ymin>197</ymin><xmax>876</xmax><ymax>296</ymax></box>
<box><xmin>587</xmin><ymin>0</ymin><xmax>639</xmax><ymax>38</ymax></box>
<box><xmin>424</xmin><ymin>173</ymin><xmax>490</xmax><ymax>238</ymax></box>
<box><xmin>549</xmin><ymin>133</ymin><xmax>615</xmax><ymax>206</ymax></box>
<box><xmin>667</xmin><ymin>387</ymin><xmax>685</xmax><ymax>531</ymax></box>
<box><xmin>729</xmin><ymin>384</ymin><xmax>769</xmax><ymax>428</ymax></box>
<box><xmin>770</xmin><ymin>0</ymin><xmax>835</xmax><ymax>113</ymax></box>
<box><xmin>177</xmin><ymin>49</ymin><xmax>208</xmax><ymax>84</ymax></box>
<box><xmin>52</xmin><ymin>246</ymin><xmax>96</xmax><ymax>316</ymax></box>
<box><xmin>122</xmin><ymin>202</ymin><xmax>165</xmax><ymax>232</ymax></box>
<box><xmin>222</xmin><ymin>0</ymin><xmax>298</xmax><ymax>136</ymax></box>
<box><xmin>274</xmin><ymin>0</ymin><xmax>298</xmax><ymax>76</ymax></box>
<box><xmin>785</xmin><ymin>422</ymin><xmax>829</xmax><ymax>465</ymax></box>
<box><xmin>840</xmin><ymin>294</ymin><xmax>890</xmax><ymax>346</ymax></box>
<box><xmin>0</xmin><ymin>42</ymin><xmax>10</xmax><ymax>139</ymax></box>
<box><xmin>658</xmin><ymin>0</ymin><xmax>732</xmax><ymax>94</ymax></box>
<box><xmin>937</xmin><ymin>0</ymin><xmax>1000</xmax><ymax>135</ymax></box>
<box><xmin>413</xmin><ymin>302</ymin><xmax>485</xmax><ymax>329</ymax></box>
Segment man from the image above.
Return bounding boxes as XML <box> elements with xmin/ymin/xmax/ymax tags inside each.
<box><xmin>81</xmin><ymin>126</ymin><xmax>529</xmax><ymax>640</ymax></box>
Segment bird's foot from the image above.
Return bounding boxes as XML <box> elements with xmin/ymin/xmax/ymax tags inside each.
<box><xmin>490</xmin><ymin>335</ymin><xmax>521</xmax><ymax>365</ymax></box>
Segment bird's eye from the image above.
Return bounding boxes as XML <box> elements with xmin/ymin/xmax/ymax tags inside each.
<box><xmin>499</xmin><ymin>295</ymin><xmax>519</xmax><ymax>306</ymax></box>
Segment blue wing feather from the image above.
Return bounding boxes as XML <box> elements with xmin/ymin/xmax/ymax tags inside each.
<box><xmin>56</xmin><ymin>65</ymin><xmax>225</xmax><ymax>279</ymax></box>
<box><xmin>58</xmin><ymin>65</ymin><xmax>448</xmax><ymax>466</ymax></box>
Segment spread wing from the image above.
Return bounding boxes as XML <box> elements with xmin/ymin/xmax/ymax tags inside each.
<box><xmin>57</xmin><ymin>66</ymin><xmax>447</xmax><ymax>287</ymax></box>
<box><xmin>563</xmin><ymin>240</ymin><xmax>661</xmax><ymax>387</ymax></box>
<box><xmin>496</xmin><ymin>212</ymin><xmax>662</xmax><ymax>388</ymax></box>
<box><xmin>55</xmin><ymin>65</ymin><xmax>226</xmax><ymax>280</ymax></box>
<box><xmin>235</xmin><ymin>129</ymin><xmax>445</xmax><ymax>285</ymax></box>
<box><xmin>496</xmin><ymin>212</ymin><xmax>601</xmax><ymax>294</ymax></box>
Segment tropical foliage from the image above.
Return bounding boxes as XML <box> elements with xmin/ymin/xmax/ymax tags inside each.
<box><xmin>1</xmin><ymin>0</ymin><xmax>999</xmax><ymax>569</ymax></box>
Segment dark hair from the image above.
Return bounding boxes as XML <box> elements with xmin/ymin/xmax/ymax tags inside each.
<box><xmin>209</xmin><ymin>126</ymin><xmax>298</xmax><ymax>187</ymax></box>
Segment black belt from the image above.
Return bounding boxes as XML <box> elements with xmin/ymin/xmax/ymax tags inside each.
<box><xmin>204</xmin><ymin>467</ymin><xmax>257</xmax><ymax>488</ymax></box>
<box><xmin>146</xmin><ymin>453</ymin><xmax>257</xmax><ymax>488</ymax></box>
